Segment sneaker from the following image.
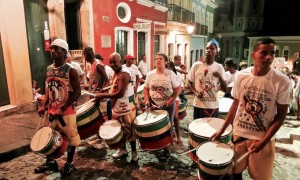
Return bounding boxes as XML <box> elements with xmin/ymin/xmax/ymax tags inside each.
<box><xmin>131</xmin><ymin>151</ymin><xmax>138</xmax><ymax>162</ymax></box>
<box><xmin>112</xmin><ymin>148</ymin><xmax>128</xmax><ymax>159</ymax></box>
<box><xmin>60</xmin><ymin>162</ymin><xmax>74</xmax><ymax>176</ymax></box>
<box><xmin>34</xmin><ymin>160</ymin><xmax>58</xmax><ymax>173</ymax></box>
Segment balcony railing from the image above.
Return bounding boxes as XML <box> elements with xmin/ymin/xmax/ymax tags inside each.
<box><xmin>167</xmin><ymin>4</ymin><xmax>195</xmax><ymax>24</ymax></box>
<box><xmin>150</xmin><ymin>0</ymin><xmax>168</xmax><ymax>6</ymax></box>
<box><xmin>194</xmin><ymin>22</ymin><xmax>208</xmax><ymax>36</ymax></box>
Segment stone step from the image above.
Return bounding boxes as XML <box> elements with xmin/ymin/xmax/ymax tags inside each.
<box><xmin>290</xmin><ymin>128</ymin><xmax>300</xmax><ymax>141</ymax></box>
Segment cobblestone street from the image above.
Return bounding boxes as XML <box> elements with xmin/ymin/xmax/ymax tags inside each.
<box><xmin>0</xmin><ymin>94</ymin><xmax>299</xmax><ymax>179</ymax></box>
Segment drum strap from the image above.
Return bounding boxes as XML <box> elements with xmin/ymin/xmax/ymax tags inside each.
<box><xmin>49</xmin><ymin>114</ymin><xmax>66</xmax><ymax>127</ymax></box>
<box><xmin>203</xmin><ymin>109</ymin><xmax>217</xmax><ymax>117</ymax></box>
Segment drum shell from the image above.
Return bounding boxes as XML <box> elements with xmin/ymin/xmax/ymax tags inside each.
<box><xmin>76</xmin><ymin>102</ymin><xmax>105</xmax><ymax>139</ymax></box>
<box><xmin>30</xmin><ymin>127</ymin><xmax>68</xmax><ymax>159</ymax></box>
<box><xmin>188</xmin><ymin>118</ymin><xmax>232</xmax><ymax>163</ymax></box>
<box><xmin>134</xmin><ymin>110</ymin><xmax>174</xmax><ymax>151</ymax></box>
<box><xmin>178</xmin><ymin>101</ymin><xmax>187</xmax><ymax>120</ymax></box>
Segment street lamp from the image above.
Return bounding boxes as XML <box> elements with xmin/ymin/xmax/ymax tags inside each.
<box><xmin>187</xmin><ymin>24</ymin><xmax>195</xmax><ymax>34</ymax></box>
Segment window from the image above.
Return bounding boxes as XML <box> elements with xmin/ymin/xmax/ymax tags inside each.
<box><xmin>283</xmin><ymin>49</ymin><xmax>289</xmax><ymax>61</ymax></box>
<box><xmin>154</xmin><ymin>35</ymin><xmax>160</xmax><ymax>56</ymax></box>
<box><xmin>116</xmin><ymin>30</ymin><xmax>128</xmax><ymax>63</ymax></box>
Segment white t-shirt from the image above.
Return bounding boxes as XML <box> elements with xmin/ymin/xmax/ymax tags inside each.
<box><xmin>145</xmin><ymin>69</ymin><xmax>181</xmax><ymax>106</ymax></box>
<box><xmin>225</xmin><ymin>70</ymin><xmax>239</xmax><ymax>87</ymax></box>
<box><xmin>122</xmin><ymin>64</ymin><xmax>140</xmax><ymax>86</ymax></box>
<box><xmin>68</xmin><ymin>61</ymin><xmax>84</xmax><ymax>76</ymax></box>
<box><xmin>138</xmin><ymin>60</ymin><xmax>149</xmax><ymax>76</ymax></box>
<box><xmin>232</xmin><ymin>67</ymin><xmax>291</xmax><ymax>140</ymax></box>
<box><xmin>105</xmin><ymin>65</ymin><xmax>114</xmax><ymax>81</ymax></box>
<box><xmin>188</xmin><ymin>61</ymin><xmax>226</xmax><ymax>108</ymax></box>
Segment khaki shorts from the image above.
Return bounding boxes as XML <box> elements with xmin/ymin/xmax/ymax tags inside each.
<box><xmin>50</xmin><ymin>114</ymin><xmax>81</xmax><ymax>146</ymax></box>
<box><xmin>233</xmin><ymin>135</ymin><xmax>275</xmax><ymax>180</ymax></box>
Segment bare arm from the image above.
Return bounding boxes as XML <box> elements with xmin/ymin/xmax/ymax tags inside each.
<box><xmin>96</xmin><ymin>64</ymin><xmax>109</xmax><ymax>89</ymax></box>
<box><xmin>166</xmin><ymin>85</ymin><xmax>182</xmax><ymax>107</ymax></box>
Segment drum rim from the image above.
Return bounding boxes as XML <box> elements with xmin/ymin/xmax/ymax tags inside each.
<box><xmin>77</xmin><ymin>102</ymin><xmax>97</xmax><ymax>115</ymax></box>
<box><xmin>99</xmin><ymin>120</ymin><xmax>122</xmax><ymax>139</ymax></box>
<box><xmin>135</xmin><ymin>110</ymin><xmax>169</xmax><ymax>126</ymax></box>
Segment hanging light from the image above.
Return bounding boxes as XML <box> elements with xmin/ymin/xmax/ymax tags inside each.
<box><xmin>187</xmin><ymin>24</ymin><xmax>195</xmax><ymax>34</ymax></box>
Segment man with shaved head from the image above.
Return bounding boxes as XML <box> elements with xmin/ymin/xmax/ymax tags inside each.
<box><xmin>94</xmin><ymin>53</ymin><xmax>138</xmax><ymax>162</ymax></box>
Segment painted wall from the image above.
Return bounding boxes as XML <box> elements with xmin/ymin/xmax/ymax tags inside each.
<box><xmin>0</xmin><ymin>0</ymin><xmax>33</xmax><ymax>106</ymax></box>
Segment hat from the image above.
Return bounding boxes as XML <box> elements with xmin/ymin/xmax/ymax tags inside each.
<box><xmin>125</xmin><ymin>54</ymin><xmax>136</xmax><ymax>60</ymax></box>
<box><xmin>207</xmin><ymin>38</ymin><xmax>220</xmax><ymax>52</ymax></box>
<box><xmin>240</xmin><ymin>62</ymin><xmax>248</xmax><ymax>67</ymax></box>
<box><xmin>51</xmin><ymin>39</ymin><xmax>69</xmax><ymax>51</ymax></box>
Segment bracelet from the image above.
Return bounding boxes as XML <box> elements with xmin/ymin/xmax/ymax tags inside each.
<box><xmin>60</xmin><ymin>105</ymin><xmax>67</xmax><ymax>112</ymax></box>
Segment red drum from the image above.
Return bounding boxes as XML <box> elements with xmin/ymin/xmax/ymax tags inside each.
<box><xmin>76</xmin><ymin>101</ymin><xmax>104</xmax><ymax>139</ymax></box>
<box><xmin>134</xmin><ymin>110</ymin><xmax>173</xmax><ymax>151</ymax></box>
<box><xmin>30</xmin><ymin>126</ymin><xmax>68</xmax><ymax>159</ymax></box>
<box><xmin>99</xmin><ymin>120</ymin><xmax>125</xmax><ymax>149</ymax></box>
<box><xmin>188</xmin><ymin>118</ymin><xmax>232</xmax><ymax>164</ymax></box>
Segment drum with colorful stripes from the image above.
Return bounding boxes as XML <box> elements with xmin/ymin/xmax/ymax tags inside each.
<box><xmin>178</xmin><ymin>101</ymin><xmax>187</xmax><ymax>119</ymax></box>
<box><xmin>134</xmin><ymin>110</ymin><xmax>173</xmax><ymax>151</ymax></box>
<box><xmin>99</xmin><ymin>120</ymin><xmax>125</xmax><ymax>149</ymax></box>
<box><xmin>76</xmin><ymin>101</ymin><xmax>104</xmax><ymax>139</ymax></box>
<box><xmin>188</xmin><ymin>118</ymin><xmax>232</xmax><ymax>164</ymax></box>
<box><xmin>137</xmin><ymin>84</ymin><xmax>145</xmax><ymax>106</ymax></box>
<box><xmin>30</xmin><ymin>126</ymin><xmax>68</xmax><ymax>159</ymax></box>
<box><xmin>197</xmin><ymin>141</ymin><xmax>234</xmax><ymax>179</ymax></box>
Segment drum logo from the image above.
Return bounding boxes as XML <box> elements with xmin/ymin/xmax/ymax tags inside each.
<box><xmin>54</xmin><ymin>134</ymin><xmax>63</xmax><ymax>147</ymax></box>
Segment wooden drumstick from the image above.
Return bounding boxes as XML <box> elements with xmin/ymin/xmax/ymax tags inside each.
<box><xmin>232</xmin><ymin>151</ymin><xmax>253</xmax><ymax>168</ymax></box>
<box><xmin>77</xmin><ymin>98</ymin><xmax>95</xmax><ymax>109</ymax></box>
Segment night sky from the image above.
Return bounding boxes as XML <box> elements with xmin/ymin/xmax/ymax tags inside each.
<box><xmin>262</xmin><ymin>0</ymin><xmax>300</xmax><ymax>36</ymax></box>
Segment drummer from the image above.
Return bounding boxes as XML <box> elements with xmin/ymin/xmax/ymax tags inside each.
<box><xmin>35</xmin><ymin>39</ymin><xmax>81</xmax><ymax>176</ymax></box>
<box><xmin>94</xmin><ymin>52</ymin><xmax>138</xmax><ymax>162</ymax></box>
<box><xmin>144</xmin><ymin>53</ymin><xmax>181</xmax><ymax>157</ymax></box>
<box><xmin>188</xmin><ymin>38</ymin><xmax>227</xmax><ymax>119</ymax></box>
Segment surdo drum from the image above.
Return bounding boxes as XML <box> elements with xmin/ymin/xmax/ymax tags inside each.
<box><xmin>30</xmin><ymin>126</ymin><xmax>68</xmax><ymax>159</ymax></box>
<box><xmin>76</xmin><ymin>101</ymin><xmax>104</xmax><ymax>139</ymax></box>
<box><xmin>99</xmin><ymin>120</ymin><xmax>125</xmax><ymax>149</ymax></box>
<box><xmin>134</xmin><ymin>110</ymin><xmax>173</xmax><ymax>151</ymax></box>
<box><xmin>219</xmin><ymin>97</ymin><xmax>234</xmax><ymax>119</ymax></box>
<box><xmin>197</xmin><ymin>141</ymin><xmax>234</xmax><ymax>180</ymax></box>
<box><xmin>178</xmin><ymin>101</ymin><xmax>187</xmax><ymax>120</ymax></box>
<box><xmin>188</xmin><ymin>118</ymin><xmax>232</xmax><ymax>164</ymax></box>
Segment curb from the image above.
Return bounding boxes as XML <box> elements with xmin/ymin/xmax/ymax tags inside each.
<box><xmin>0</xmin><ymin>141</ymin><xmax>31</xmax><ymax>163</ymax></box>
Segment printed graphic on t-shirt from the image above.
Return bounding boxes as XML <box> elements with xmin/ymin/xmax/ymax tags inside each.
<box><xmin>198</xmin><ymin>70</ymin><xmax>217</xmax><ymax>102</ymax></box>
<box><xmin>150</xmin><ymin>80</ymin><xmax>172</xmax><ymax>106</ymax></box>
<box><xmin>47</xmin><ymin>77</ymin><xmax>68</xmax><ymax>110</ymax></box>
<box><xmin>237</xmin><ymin>85</ymin><xmax>271</xmax><ymax>132</ymax></box>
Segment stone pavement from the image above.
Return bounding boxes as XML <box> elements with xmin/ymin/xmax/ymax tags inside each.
<box><xmin>0</xmin><ymin>94</ymin><xmax>300</xmax><ymax>179</ymax></box>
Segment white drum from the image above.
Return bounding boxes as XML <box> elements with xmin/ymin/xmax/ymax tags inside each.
<box><xmin>99</xmin><ymin>120</ymin><xmax>124</xmax><ymax>149</ymax></box>
<box><xmin>137</xmin><ymin>84</ymin><xmax>145</xmax><ymax>105</ymax></box>
<box><xmin>197</xmin><ymin>141</ymin><xmax>234</xmax><ymax>178</ymax></box>
<box><xmin>219</xmin><ymin>97</ymin><xmax>234</xmax><ymax>114</ymax></box>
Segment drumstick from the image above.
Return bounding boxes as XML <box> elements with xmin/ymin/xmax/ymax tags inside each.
<box><xmin>81</xmin><ymin>91</ymin><xmax>96</xmax><ymax>97</ymax></box>
<box><xmin>179</xmin><ymin>147</ymin><xmax>198</xmax><ymax>156</ymax></box>
<box><xmin>233</xmin><ymin>151</ymin><xmax>253</xmax><ymax>167</ymax></box>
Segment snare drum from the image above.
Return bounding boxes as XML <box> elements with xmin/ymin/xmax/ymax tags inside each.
<box><xmin>219</xmin><ymin>97</ymin><xmax>234</xmax><ymax>119</ymax></box>
<box><xmin>30</xmin><ymin>127</ymin><xmax>68</xmax><ymax>159</ymax></box>
<box><xmin>137</xmin><ymin>84</ymin><xmax>145</xmax><ymax>105</ymax></box>
<box><xmin>188</xmin><ymin>118</ymin><xmax>232</xmax><ymax>164</ymax></box>
<box><xmin>178</xmin><ymin>101</ymin><xmax>187</xmax><ymax>120</ymax></box>
<box><xmin>76</xmin><ymin>101</ymin><xmax>104</xmax><ymax>139</ymax></box>
<box><xmin>99</xmin><ymin>120</ymin><xmax>125</xmax><ymax>149</ymax></box>
<box><xmin>134</xmin><ymin>110</ymin><xmax>173</xmax><ymax>151</ymax></box>
<box><xmin>197</xmin><ymin>141</ymin><xmax>233</xmax><ymax>179</ymax></box>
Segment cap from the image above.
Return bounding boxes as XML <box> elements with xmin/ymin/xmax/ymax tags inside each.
<box><xmin>51</xmin><ymin>39</ymin><xmax>69</xmax><ymax>51</ymax></box>
<box><xmin>125</xmin><ymin>54</ymin><xmax>136</xmax><ymax>60</ymax></box>
<box><xmin>207</xmin><ymin>38</ymin><xmax>220</xmax><ymax>52</ymax></box>
<box><xmin>240</xmin><ymin>62</ymin><xmax>248</xmax><ymax>67</ymax></box>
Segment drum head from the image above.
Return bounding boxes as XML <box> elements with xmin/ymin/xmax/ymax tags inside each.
<box><xmin>30</xmin><ymin>127</ymin><xmax>54</xmax><ymax>152</ymax></box>
<box><xmin>99</xmin><ymin>120</ymin><xmax>121</xmax><ymax>139</ymax></box>
<box><xmin>134</xmin><ymin>110</ymin><xmax>168</xmax><ymax>126</ymax></box>
<box><xmin>137</xmin><ymin>84</ymin><xmax>145</xmax><ymax>93</ymax></box>
<box><xmin>219</xmin><ymin>98</ymin><xmax>233</xmax><ymax>113</ymax></box>
<box><xmin>188</xmin><ymin>118</ymin><xmax>232</xmax><ymax>138</ymax></box>
<box><xmin>77</xmin><ymin>101</ymin><xmax>95</xmax><ymax>114</ymax></box>
<box><xmin>196</xmin><ymin>141</ymin><xmax>233</xmax><ymax>165</ymax></box>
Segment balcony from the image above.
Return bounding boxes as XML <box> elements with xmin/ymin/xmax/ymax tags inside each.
<box><xmin>167</xmin><ymin>4</ymin><xmax>195</xmax><ymax>24</ymax></box>
<box><xmin>194</xmin><ymin>22</ymin><xmax>208</xmax><ymax>36</ymax></box>
<box><xmin>151</xmin><ymin>0</ymin><xmax>167</xmax><ymax>6</ymax></box>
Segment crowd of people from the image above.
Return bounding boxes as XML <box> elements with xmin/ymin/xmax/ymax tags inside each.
<box><xmin>32</xmin><ymin>37</ymin><xmax>294</xmax><ymax>179</ymax></box>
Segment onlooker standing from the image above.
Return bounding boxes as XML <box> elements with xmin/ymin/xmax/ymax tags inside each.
<box><xmin>35</xmin><ymin>39</ymin><xmax>81</xmax><ymax>176</ymax></box>
<box><xmin>123</xmin><ymin>54</ymin><xmax>140</xmax><ymax>93</ymax></box>
<box><xmin>66</xmin><ymin>52</ymin><xmax>85</xmax><ymax>83</ymax></box>
<box><xmin>224</xmin><ymin>58</ymin><xmax>239</xmax><ymax>98</ymax></box>
<box><xmin>211</xmin><ymin>37</ymin><xmax>292</xmax><ymax>180</ymax></box>
<box><xmin>138</xmin><ymin>54</ymin><xmax>149</xmax><ymax>80</ymax></box>
<box><xmin>188</xmin><ymin>38</ymin><xmax>227</xmax><ymax>119</ymax></box>
<box><xmin>174</xmin><ymin>55</ymin><xmax>188</xmax><ymax>102</ymax></box>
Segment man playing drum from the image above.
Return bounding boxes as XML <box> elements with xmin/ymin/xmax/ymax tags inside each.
<box><xmin>35</xmin><ymin>39</ymin><xmax>81</xmax><ymax>176</ymax></box>
<box><xmin>94</xmin><ymin>53</ymin><xmax>138</xmax><ymax>162</ymax></box>
<box><xmin>211</xmin><ymin>37</ymin><xmax>292</xmax><ymax>180</ymax></box>
<box><xmin>188</xmin><ymin>38</ymin><xmax>227</xmax><ymax>119</ymax></box>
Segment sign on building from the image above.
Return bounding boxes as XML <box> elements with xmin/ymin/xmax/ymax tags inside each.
<box><xmin>133</xmin><ymin>23</ymin><xmax>151</xmax><ymax>31</ymax></box>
